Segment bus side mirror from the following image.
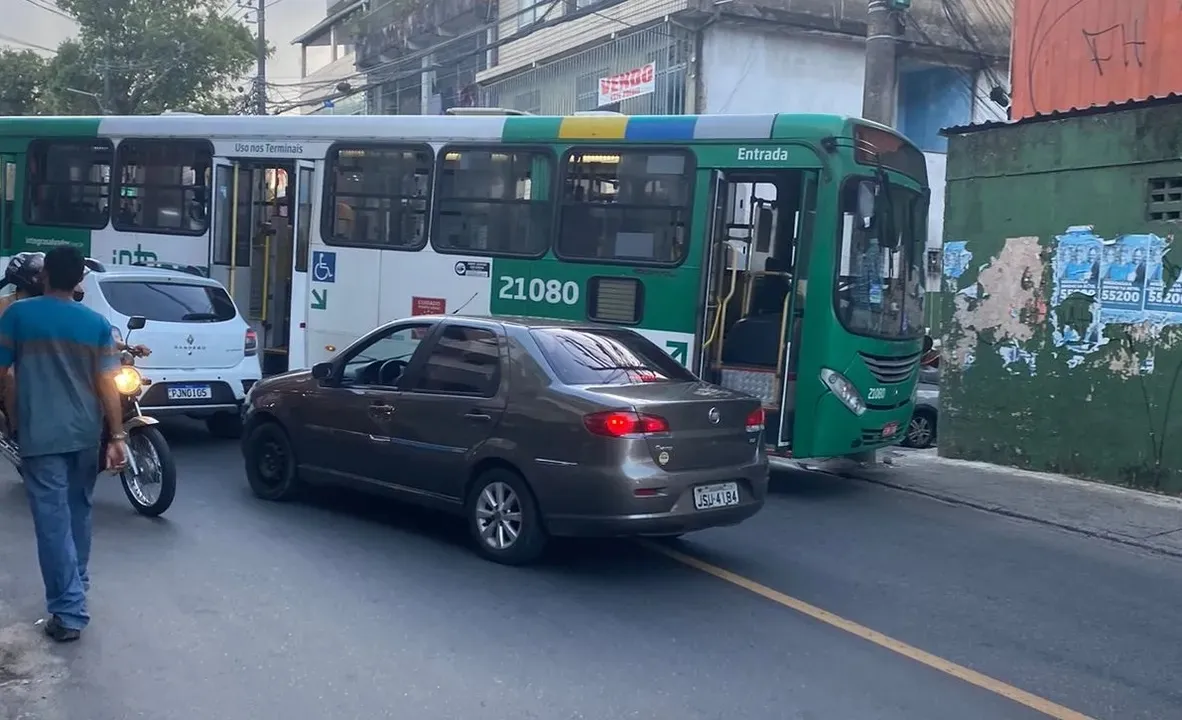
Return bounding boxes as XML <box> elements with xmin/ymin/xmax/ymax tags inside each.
<box><xmin>922</xmin><ymin>335</ymin><xmax>934</xmax><ymax>353</ymax></box>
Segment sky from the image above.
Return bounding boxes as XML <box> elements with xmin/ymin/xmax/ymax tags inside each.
<box><xmin>7</xmin><ymin>0</ymin><xmax>329</xmax><ymax>110</ymax></box>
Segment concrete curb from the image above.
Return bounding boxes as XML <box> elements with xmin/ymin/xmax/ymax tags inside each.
<box><xmin>780</xmin><ymin>453</ymin><xmax>1182</xmax><ymax>560</ymax></box>
<box><xmin>850</xmin><ymin>471</ymin><xmax>1182</xmax><ymax>560</ymax></box>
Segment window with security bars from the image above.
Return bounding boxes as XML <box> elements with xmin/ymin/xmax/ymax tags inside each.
<box><xmin>1148</xmin><ymin>177</ymin><xmax>1182</xmax><ymax>221</ymax></box>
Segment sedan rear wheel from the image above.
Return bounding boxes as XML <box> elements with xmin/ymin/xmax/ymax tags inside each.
<box><xmin>466</xmin><ymin>468</ymin><xmax>546</xmax><ymax>565</ymax></box>
<box><xmin>903</xmin><ymin>410</ymin><xmax>936</xmax><ymax>449</ymax></box>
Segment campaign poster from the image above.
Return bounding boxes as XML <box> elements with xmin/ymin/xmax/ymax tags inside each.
<box><xmin>1052</xmin><ymin>226</ymin><xmax>1102</xmax><ymax>306</ymax></box>
<box><xmin>1142</xmin><ymin>234</ymin><xmax>1182</xmax><ymax>322</ymax></box>
<box><xmin>1098</xmin><ymin>233</ymin><xmax>1150</xmax><ymax>318</ymax></box>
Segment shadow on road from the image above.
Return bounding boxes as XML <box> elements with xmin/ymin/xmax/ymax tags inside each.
<box><xmin>769</xmin><ymin>463</ymin><xmax>867</xmax><ymax>499</ymax></box>
<box><xmin>294</xmin><ymin>484</ymin><xmax>670</xmax><ymax>574</ymax></box>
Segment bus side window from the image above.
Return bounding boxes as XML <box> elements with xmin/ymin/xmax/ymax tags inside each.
<box><xmin>556</xmin><ymin>148</ymin><xmax>694</xmax><ymax>266</ymax></box>
<box><xmin>0</xmin><ymin>159</ymin><xmax>14</xmax><ymax>253</ymax></box>
<box><xmin>323</xmin><ymin>144</ymin><xmax>432</xmax><ymax>250</ymax></box>
<box><xmin>114</xmin><ymin>138</ymin><xmax>212</xmax><ymax>236</ymax></box>
<box><xmin>26</xmin><ymin>139</ymin><xmax>113</xmax><ymax>229</ymax></box>
<box><xmin>430</xmin><ymin>146</ymin><xmax>553</xmax><ymax>258</ymax></box>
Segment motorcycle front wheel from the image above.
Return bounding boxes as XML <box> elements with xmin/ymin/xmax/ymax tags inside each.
<box><xmin>119</xmin><ymin>426</ymin><xmax>176</xmax><ymax>517</ymax></box>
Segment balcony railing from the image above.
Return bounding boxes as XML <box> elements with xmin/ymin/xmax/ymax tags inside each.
<box><xmin>356</xmin><ymin>0</ymin><xmax>494</xmax><ymax>68</ymax></box>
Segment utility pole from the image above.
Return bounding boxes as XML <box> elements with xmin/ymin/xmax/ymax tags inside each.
<box><xmin>862</xmin><ymin>0</ymin><xmax>908</xmax><ymax>126</ymax></box>
<box><xmin>100</xmin><ymin>2</ymin><xmax>112</xmax><ymax>114</ymax></box>
<box><xmin>254</xmin><ymin>0</ymin><xmax>268</xmax><ymax>114</ymax></box>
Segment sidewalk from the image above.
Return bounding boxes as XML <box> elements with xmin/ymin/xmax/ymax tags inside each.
<box><xmin>787</xmin><ymin>449</ymin><xmax>1182</xmax><ymax>558</ymax></box>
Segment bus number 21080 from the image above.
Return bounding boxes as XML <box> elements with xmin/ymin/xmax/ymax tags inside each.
<box><xmin>498</xmin><ymin>276</ymin><xmax>580</xmax><ymax>306</ymax></box>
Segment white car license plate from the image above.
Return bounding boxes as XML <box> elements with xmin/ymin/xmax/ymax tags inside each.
<box><xmin>167</xmin><ymin>384</ymin><xmax>213</xmax><ymax>401</ymax></box>
<box><xmin>693</xmin><ymin>482</ymin><xmax>741</xmax><ymax>511</ymax></box>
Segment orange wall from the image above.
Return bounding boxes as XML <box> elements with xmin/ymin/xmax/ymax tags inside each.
<box><xmin>1012</xmin><ymin>0</ymin><xmax>1182</xmax><ymax>119</ymax></box>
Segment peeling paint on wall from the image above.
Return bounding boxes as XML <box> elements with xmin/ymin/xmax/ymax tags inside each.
<box><xmin>949</xmin><ymin>236</ymin><xmax>1045</xmax><ymax>375</ymax></box>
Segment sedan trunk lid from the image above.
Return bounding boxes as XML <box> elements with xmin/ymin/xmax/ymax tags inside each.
<box><xmin>590</xmin><ymin>382</ymin><xmax>764</xmax><ymax>471</ymax></box>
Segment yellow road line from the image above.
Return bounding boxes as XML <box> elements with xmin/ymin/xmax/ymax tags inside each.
<box><xmin>644</xmin><ymin>541</ymin><xmax>1096</xmax><ymax>720</ymax></box>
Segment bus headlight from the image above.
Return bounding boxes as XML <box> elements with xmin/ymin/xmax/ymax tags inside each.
<box><xmin>819</xmin><ymin>368</ymin><xmax>866</xmax><ymax>416</ymax></box>
<box><xmin>113</xmin><ymin>366</ymin><xmax>143</xmax><ymax>395</ymax></box>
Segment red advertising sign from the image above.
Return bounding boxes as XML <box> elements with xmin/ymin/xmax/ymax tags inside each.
<box><xmin>410</xmin><ymin>296</ymin><xmax>446</xmax><ymax>338</ymax></box>
<box><xmin>411</xmin><ymin>296</ymin><xmax>446</xmax><ymax>315</ymax></box>
<box><xmin>598</xmin><ymin>63</ymin><xmax>656</xmax><ymax>107</ymax></box>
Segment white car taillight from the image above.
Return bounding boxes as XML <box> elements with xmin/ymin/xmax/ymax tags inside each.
<box><xmin>244</xmin><ymin>328</ymin><xmax>258</xmax><ymax>357</ymax></box>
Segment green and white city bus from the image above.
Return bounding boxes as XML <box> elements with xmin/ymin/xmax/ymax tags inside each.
<box><xmin>0</xmin><ymin>111</ymin><xmax>929</xmax><ymax>459</ymax></box>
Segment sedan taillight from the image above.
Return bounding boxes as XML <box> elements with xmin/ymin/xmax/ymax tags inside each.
<box><xmin>244</xmin><ymin>328</ymin><xmax>258</xmax><ymax>357</ymax></box>
<box><xmin>584</xmin><ymin>410</ymin><xmax>670</xmax><ymax>437</ymax></box>
<box><xmin>746</xmin><ymin>408</ymin><xmax>765</xmax><ymax>433</ymax></box>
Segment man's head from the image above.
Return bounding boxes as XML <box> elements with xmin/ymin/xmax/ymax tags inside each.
<box><xmin>43</xmin><ymin>246</ymin><xmax>86</xmax><ymax>294</ymax></box>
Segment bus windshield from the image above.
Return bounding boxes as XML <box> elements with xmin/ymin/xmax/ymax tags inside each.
<box><xmin>834</xmin><ymin>178</ymin><xmax>926</xmax><ymax>340</ymax></box>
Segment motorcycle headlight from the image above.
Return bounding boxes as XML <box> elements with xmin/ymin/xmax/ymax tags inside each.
<box><xmin>113</xmin><ymin>366</ymin><xmax>143</xmax><ymax>395</ymax></box>
<box><xmin>819</xmin><ymin>367</ymin><xmax>867</xmax><ymax>416</ymax></box>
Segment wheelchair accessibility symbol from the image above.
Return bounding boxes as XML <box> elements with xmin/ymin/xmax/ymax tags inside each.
<box><xmin>312</xmin><ymin>251</ymin><xmax>336</xmax><ymax>283</ymax></box>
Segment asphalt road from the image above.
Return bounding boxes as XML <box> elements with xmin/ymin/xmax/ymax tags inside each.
<box><xmin>1</xmin><ymin>423</ymin><xmax>1179</xmax><ymax>720</ymax></box>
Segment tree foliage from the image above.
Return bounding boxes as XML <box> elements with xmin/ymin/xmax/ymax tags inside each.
<box><xmin>8</xmin><ymin>0</ymin><xmax>259</xmax><ymax>115</ymax></box>
<box><xmin>0</xmin><ymin>50</ymin><xmax>49</xmax><ymax>115</ymax></box>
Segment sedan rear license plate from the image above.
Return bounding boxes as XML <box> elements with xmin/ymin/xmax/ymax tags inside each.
<box><xmin>693</xmin><ymin>482</ymin><xmax>740</xmax><ymax>511</ymax></box>
<box><xmin>167</xmin><ymin>384</ymin><xmax>212</xmax><ymax>401</ymax></box>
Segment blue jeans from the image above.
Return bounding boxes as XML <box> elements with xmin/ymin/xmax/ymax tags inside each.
<box><xmin>21</xmin><ymin>449</ymin><xmax>100</xmax><ymax>631</ymax></box>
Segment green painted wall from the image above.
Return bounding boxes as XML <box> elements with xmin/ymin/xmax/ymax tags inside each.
<box><xmin>941</xmin><ymin>99</ymin><xmax>1182</xmax><ymax>493</ymax></box>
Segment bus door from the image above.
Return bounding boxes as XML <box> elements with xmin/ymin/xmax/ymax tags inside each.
<box><xmin>0</xmin><ymin>154</ymin><xmax>16</xmax><ymax>260</ymax></box>
<box><xmin>703</xmin><ymin>168</ymin><xmax>815</xmax><ymax>452</ymax></box>
<box><xmin>209</xmin><ymin>158</ymin><xmax>249</xmax><ymax>309</ymax></box>
<box><xmin>287</xmin><ymin>159</ymin><xmax>316</xmax><ymax>371</ymax></box>
<box><xmin>209</xmin><ymin>159</ymin><xmax>298</xmax><ymax>375</ymax></box>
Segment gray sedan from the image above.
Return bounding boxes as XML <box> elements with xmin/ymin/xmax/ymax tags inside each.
<box><xmin>241</xmin><ymin>315</ymin><xmax>770</xmax><ymax>565</ymax></box>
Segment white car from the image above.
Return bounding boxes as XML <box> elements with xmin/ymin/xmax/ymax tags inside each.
<box><xmin>80</xmin><ymin>260</ymin><xmax>261</xmax><ymax>438</ymax></box>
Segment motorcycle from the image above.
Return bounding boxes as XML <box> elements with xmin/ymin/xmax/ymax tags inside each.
<box><xmin>0</xmin><ymin>315</ymin><xmax>177</xmax><ymax>517</ymax></box>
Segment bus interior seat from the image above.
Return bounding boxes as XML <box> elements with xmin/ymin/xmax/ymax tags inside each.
<box><xmin>723</xmin><ymin>256</ymin><xmax>802</xmax><ymax>369</ymax></box>
<box><xmin>751</xmin><ymin>256</ymin><xmax>791</xmax><ymax>316</ymax></box>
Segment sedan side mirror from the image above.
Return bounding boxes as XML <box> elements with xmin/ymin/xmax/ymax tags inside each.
<box><xmin>311</xmin><ymin>362</ymin><xmax>333</xmax><ymax>380</ymax></box>
<box><xmin>127</xmin><ymin>316</ymin><xmax>146</xmax><ymax>331</ymax></box>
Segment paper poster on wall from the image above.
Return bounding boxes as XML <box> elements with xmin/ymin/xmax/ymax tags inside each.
<box><xmin>942</xmin><ymin>240</ymin><xmax>972</xmax><ymax>280</ymax></box>
<box><xmin>1098</xmin><ymin>234</ymin><xmax>1150</xmax><ymax>321</ymax></box>
<box><xmin>1050</xmin><ymin>226</ymin><xmax>1105</xmax><ymax>353</ymax></box>
<box><xmin>1052</xmin><ymin>226</ymin><xmax>1101</xmax><ymax>304</ymax></box>
<box><xmin>1049</xmin><ymin>228</ymin><xmax>1179</xmax><ymax>365</ymax></box>
<box><xmin>1142</xmin><ymin>234</ymin><xmax>1182</xmax><ymax>322</ymax></box>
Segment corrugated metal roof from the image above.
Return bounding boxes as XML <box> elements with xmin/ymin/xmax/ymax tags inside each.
<box><xmin>942</xmin><ymin>93</ymin><xmax>1182</xmax><ymax>136</ymax></box>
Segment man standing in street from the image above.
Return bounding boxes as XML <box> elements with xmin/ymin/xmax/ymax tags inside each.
<box><xmin>0</xmin><ymin>246</ymin><xmax>128</xmax><ymax>642</ymax></box>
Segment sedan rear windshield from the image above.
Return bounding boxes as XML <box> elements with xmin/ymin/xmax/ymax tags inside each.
<box><xmin>99</xmin><ymin>280</ymin><xmax>237</xmax><ymax>323</ymax></box>
<box><xmin>531</xmin><ymin>327</ymin><xmax>696</xmax><ymax>385</ymax></box>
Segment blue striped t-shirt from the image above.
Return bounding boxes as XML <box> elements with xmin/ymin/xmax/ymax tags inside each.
<box><xmin>0</xmin><ymin>296</ymin><xmax>119</xmax><ymax>457</ymax></box>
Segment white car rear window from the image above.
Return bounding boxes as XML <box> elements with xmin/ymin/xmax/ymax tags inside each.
<box><xmin>99</xmin><ymin>280</ymin><xmax>237</xmax><ymax>323</ymax></box>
